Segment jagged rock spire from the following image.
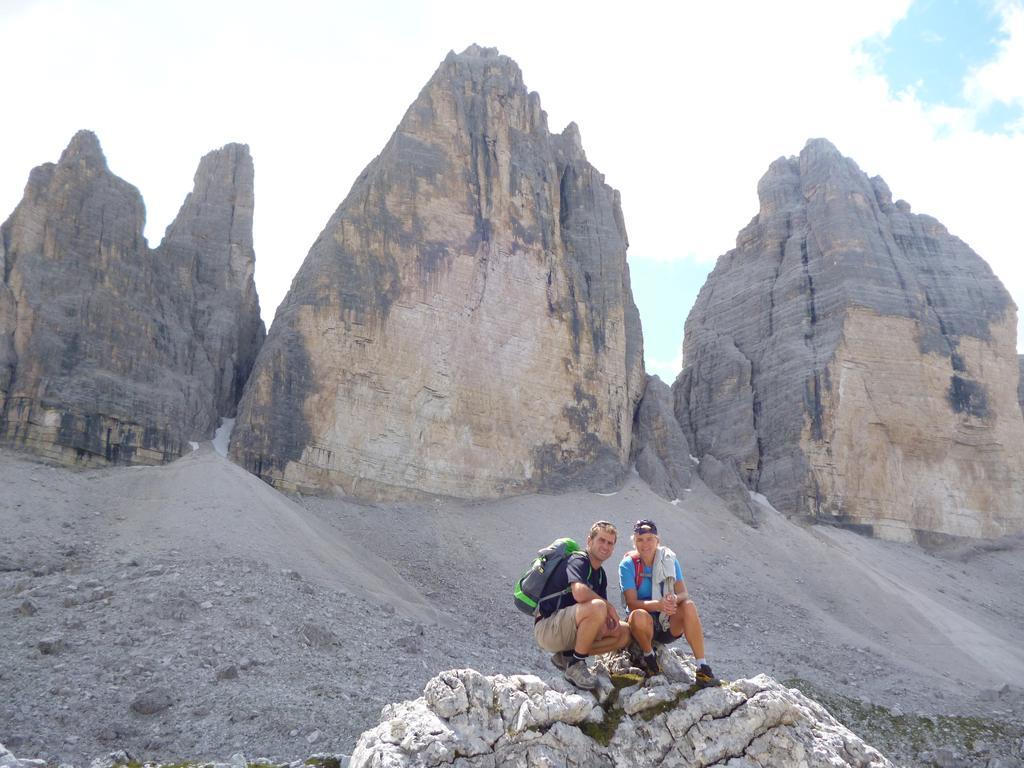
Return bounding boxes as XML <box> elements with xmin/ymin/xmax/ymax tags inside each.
<box><xmin>0</xmin><ymin>132</ymin><xmax>265</xmax><ymax>465</ymax></box>
<box><xmin>231</xmin><ymin>45</ymin><xmax>644</xmax><ymax>498</ymax></box>
<box><xmin>159</xmin><ymin>142</ymin><xmax>265</xmax><ymax>416</ymax></box>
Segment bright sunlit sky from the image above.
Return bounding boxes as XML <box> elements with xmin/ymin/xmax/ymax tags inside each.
<box><xmin>1</xmin><ymin>1</ymin><xmax>1022</xmax><ymax>382</ymax></box>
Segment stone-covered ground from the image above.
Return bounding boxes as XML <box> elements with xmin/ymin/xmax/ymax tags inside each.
<box><xmin>1</xmin><ymin>447</ymin><xmax>1022</xmax><ymax>767</ymax></box>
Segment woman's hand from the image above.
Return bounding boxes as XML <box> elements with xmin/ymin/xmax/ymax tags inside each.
<box><xmin>660</xmin><ymin>592</ymin><xmax>678</xmax><ymax>616</ymax></box>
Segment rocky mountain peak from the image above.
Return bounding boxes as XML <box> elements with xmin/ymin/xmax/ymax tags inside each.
<box><xmin>0</xmin><ymin>131</ymin><xmax>264</xmax><ymax>464</ymax></box>
<box><xmin>231</xmin><ymin>47</ymin><xmax>643</xmax><ymax>499</ymax></box>
<box><xmin>158</xmin><ymin>140</ymin><xmax>264</xmax><ymax>417</ymax></box>
<box><xmin>798</xmin><ymin>135</ymin><xmax>844</xmax><ymax>165</ymax></box>
<box><xmin>457</xmin><ymin>43</ymin><xmax>501</xmax><ymax>57</ymax></box>
<box><xmin>161</xmin><ymin>141</ymin><xmax>256</xmax><ymax>275</ymax></box>
<box><xmin>408</xmin><ymin>44</ymin><xmax>544</xmax><ymax>143</ymax></box>
<box><xmin>58</xmin><ymin>129</ymin><xmax>108</xmax><ymax>170</ymax></box>
<box><xmin>674</xmin><ymin>139</ymin><xmax>1024</xmax><ymax>541</ymax></box>
<box><xmin>559</xmin><ymin>121</ymin><xmax>586</xmax><ymax>160</ymax></box>
<box><xmin>188</xmin><ymin>142</ymin><xmax>252</xmax><ymax>201</ymax></box>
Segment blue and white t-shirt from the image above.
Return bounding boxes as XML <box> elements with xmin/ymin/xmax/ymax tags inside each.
<box><xmin>618</xmin><ymin>555</ymin><xmax>683</xmax><ymax>601</ymax></box>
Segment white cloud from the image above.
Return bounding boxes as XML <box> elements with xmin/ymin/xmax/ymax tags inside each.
<box><xmin>645</xmin><ymin>353</ymin><xmax>683</xmax><ymax>385</ymax></box>
<box><xmin>964</xmin><ymin>2</ymin><xmax>1024</xmax><ymax>109</ymax></box>
<box><xmin>0</xmin><ymin>0</ymin><xmax>1021</xmax><ymax>360</ymax></box>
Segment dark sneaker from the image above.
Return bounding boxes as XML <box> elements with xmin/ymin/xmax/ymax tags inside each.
<box><xmin>695</xmin><ymin>663</ymin><xmax>721</xmax><ymax>688</ymax></box>
<box><xmin>550</xmin><ymin>651</ymin><xmax>572</xmax><ymax>671</ymax></box>
<box><xmin>563</xmin><ymin>661</ymin><xmax>597</xmax><ymax>690</ymax></box>
<box><xmin>638</xmin><ymin>653</ymin><xmax>661</xmax><ymax>678</ymax></box>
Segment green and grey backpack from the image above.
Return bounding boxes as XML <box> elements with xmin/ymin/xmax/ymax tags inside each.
<box><xmin>513</xmin><ymin>537</ymin><xmax>580</xmax><ymax>616</ymax></box>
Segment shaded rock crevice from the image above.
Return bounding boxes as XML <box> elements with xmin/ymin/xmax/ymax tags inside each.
<box><xmin>631</xmin><ymin>375</ymin><xmax>696</xmax><ymax>501</ymax></box>
<box><xmin>1018</xmin><ymin>355</ymin><xmax>1023</xmax><ymax>414</ymax></box>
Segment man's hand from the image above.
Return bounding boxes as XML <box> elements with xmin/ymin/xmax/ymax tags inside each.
<box><xmin>604</xmin><ymin>603</ymin><xmax>620</xmax><ymax>633</ymax></box>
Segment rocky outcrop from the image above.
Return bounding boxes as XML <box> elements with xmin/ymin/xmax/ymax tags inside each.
<box><xmin>631</xmin><ymin>376</ymin><xmax>761</xmax><ymax>523</ymax></box>
<box><xmin>696</xmin><ymin>455</ymin><xmax>762</xmax><ymax>527</ymax></box>
<box><xmin>675</xmin><ymin>139</ymin><xmax>1024</xmax><ymax>542</ymax></box>
<box><xmin>231</xmin><ymin>46</ymin><xmax>644</xmax><ymax>498</ymax></box>
<box><xmin>0</xmin><ymin>131</ymin><xmax>264</xmax><ymax>465</ymax></box>
<box><xmin>350</xmin><ymin>663</ymin><xmax>892</xmax><ymax>767</ymax></box>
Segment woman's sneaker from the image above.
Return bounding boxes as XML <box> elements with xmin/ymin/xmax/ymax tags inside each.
<box><xmin>563</xmin><ymin>661</ymin><xmax>597</xmax><ymax>690</ymax></box>
<box><xmin>637</xmin><ymin>652</ymin><xmax>661</xmax><ymax>678</ymax></box>
<box><xmin>695</xmin><ymin>663</ymin><xmax>721</xmax><ymax>688</ymax></box>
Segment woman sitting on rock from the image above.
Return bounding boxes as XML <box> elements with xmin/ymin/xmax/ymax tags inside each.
<box><xmin>618</xmin><ymin>518</ymin><xmax>718</xmax><ymax>686</ymax></box>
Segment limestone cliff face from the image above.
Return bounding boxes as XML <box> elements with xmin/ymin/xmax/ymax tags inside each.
<box><xmin>675</xmin><ymin>139</ymin><xmax>1024</xmax><ymax>541</ymax></box>
<box><xmin>0</xmin><ymin>131</ymin><xmax>264</xmax><ymax>465</ymax></box>
<box><xmin>231</xmin><ymin>45</ymin><xmax>644</xmax><ymax>498</ymax></box>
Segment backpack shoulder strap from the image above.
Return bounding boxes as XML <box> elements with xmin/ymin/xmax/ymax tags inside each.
<box><xmin>631</xmin><ymin>552</ymin><xmax>644</xmax><ymax>593</ymax></box>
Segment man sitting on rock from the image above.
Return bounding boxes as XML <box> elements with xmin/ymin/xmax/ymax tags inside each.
<box><xmin>619</xmin><ymin>518</ymin><xmax>718</xmax><ymax>686</ymax></box>
<box><xmin>533</xmin><ymin>520</ymin><xmax>632</xmax><ymax>690</ymax></box>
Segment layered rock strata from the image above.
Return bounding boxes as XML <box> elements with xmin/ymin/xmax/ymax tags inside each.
<box><xmin>232</xmin><ymin>46</ymin><xmax>644</xmax><ymax>498</ymax></box>
<box><xmin>675</xmin><ymin>139</ymin><xmax>1024</xmax><ymax>541</ymax></box>
<box><xmin>351</xmin><ymin>664</ymin><xmax>892</xmax><ymax>767</ymax></box>
<box><xmin>0</xmin><ymin>131</ymin><xmax>264</xmax><ymax>465</ymax></box>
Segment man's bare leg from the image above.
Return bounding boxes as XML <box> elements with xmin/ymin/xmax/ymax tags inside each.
<box><xmin>574</xmin><ymin>599</ymin><xmax>631</xmax><ymax>655</ymax></box>
<box><xmin>588</xmin><ymin>621</ymin><xmax>631</xmax><ymax>654</ymax></box>
<box><xmin>573</xmin><ymin>599</ymin><xmax>609</xmax><ymax>655</ymax></box>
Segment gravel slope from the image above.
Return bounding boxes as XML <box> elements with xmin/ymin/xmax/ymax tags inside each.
<box><xmin>1</xmin><ymin>446</ymin><xmax>1022</xmax><ymax>766</ymax></box>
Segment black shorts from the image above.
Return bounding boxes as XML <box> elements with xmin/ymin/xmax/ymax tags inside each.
<box><xmin>654</xmin><ymin>624</ymin><xmax>681</xmax><ymax>644</ymax></box>
<box><xmin>633</xmin><ymin>609</ymin><xmax>681</xmax><ymax>644</ymax></box>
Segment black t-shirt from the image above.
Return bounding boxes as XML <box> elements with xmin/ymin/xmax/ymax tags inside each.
<box><xmin>537</xmin><ymin>551</ymin><xmax>608</xmax><ymax>619</ymax></box>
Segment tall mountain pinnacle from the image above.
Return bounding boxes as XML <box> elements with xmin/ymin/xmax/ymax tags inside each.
<box><xmin>0</xmin><ymin>131</ymin><xmax>265</xmax><ymax>464</ymax></box>
<box><xmin>159</xmin><ymin>143</ymin><xmax>265</xmax><ymax>416</ymax></box>
<box><xmin>675</xmin><ymin>138</ymin><xmax>1024</xmax><ymax>541</ymax></box>
<box><xmin>231</xmin><ymin>45</ymin><xmax>645</xmax><ymax>498</ymax></box>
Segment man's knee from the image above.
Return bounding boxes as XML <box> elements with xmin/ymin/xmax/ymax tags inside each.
<box><xmin>576</xmin><ymin>598</ymin><xmax>608</xmax><ymax>621</ymax></box>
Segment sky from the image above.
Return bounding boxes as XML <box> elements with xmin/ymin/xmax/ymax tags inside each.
<box><xmin>1</xmin><ymin>1</ymin><xmax>1022</xmax><ymax>383</ymax></box>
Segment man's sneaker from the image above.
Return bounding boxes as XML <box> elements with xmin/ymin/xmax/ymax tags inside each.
<box><xmin>550</xmin><ymin>651</ymin><xmax>572</xmax><ymax>671</ymax></box>
<box><xmin>637</xmin><ymin>652</ymin><xmax>661</xmax><ymax>678</ymax></box>
<box><xmin>695</xmin><ymin>663</ymin><xmax>721</xmax><ymax>688</ymax></box>
<box><xmin>563</xmin><ymin>661</ymin><xmax>597</xmax><ymax>690</ymax></box>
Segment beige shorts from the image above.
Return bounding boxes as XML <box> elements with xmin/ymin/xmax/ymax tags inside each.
<box><xmin>534</xmin><ymin>604</ymin><xmax>579</xmax><ymax>652</ymax></box>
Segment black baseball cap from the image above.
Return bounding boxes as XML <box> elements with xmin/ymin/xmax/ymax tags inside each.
<box><xmin>633</xmin><ymin>519</ymin><xmax>658</xmax><ymax>535</ymax></box>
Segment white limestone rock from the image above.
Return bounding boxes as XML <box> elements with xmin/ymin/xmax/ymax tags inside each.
<box><xmin>349</xmin><ymin>656</ymin><xmax>893</xmax><ymax>768</ymax></box>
